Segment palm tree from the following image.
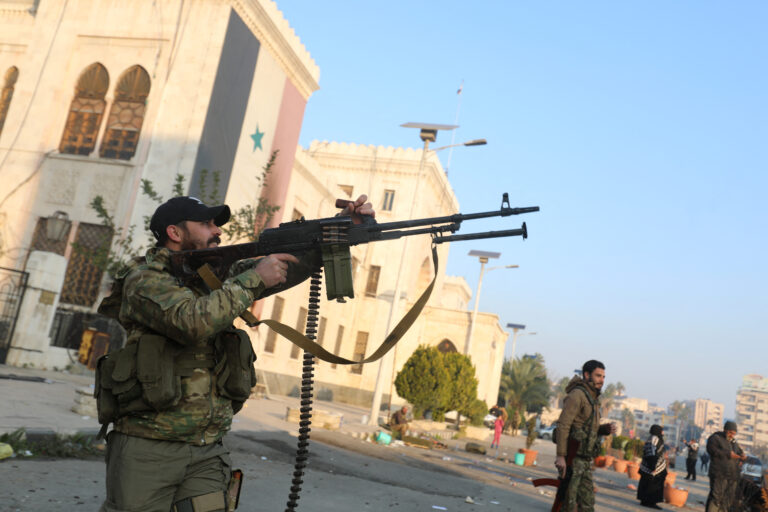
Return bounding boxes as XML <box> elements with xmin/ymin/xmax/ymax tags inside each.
<box><xmin>600</xmin><ymin>383</ymin><xmax>618</xmax><ymax>416</ymax></box>
<box><xmin>499</xmin><ymin>355</ymin><xmax>550</xmax><ymax>434</ymax></box>
<box><xmin>553</xmin><ymin>376</ymin><xmax>570</xmax><ymax>408</ymax></box>
<box><xmin>621</xmin><ymin>408</ymin><xmax>636</xmax><ymax>436</ymax></box>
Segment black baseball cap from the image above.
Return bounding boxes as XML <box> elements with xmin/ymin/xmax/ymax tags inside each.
<box><xmin>150</xmin><ymin>196</ymin><xmax>231</xmax><ymax>240</ymax></box>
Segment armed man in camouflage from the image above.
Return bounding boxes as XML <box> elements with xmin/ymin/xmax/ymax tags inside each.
<box><xmin>554</xmin><ymin>360</ymin><xmax>617</xmax><ymax>512</ymax></box>
<box><xmin>96</xmin><ymin>194</ymin><xmax>374</xmax><ymax>512</ymax></box>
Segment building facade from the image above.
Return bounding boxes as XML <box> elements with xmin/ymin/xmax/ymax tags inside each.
<box><xmin>0</xmin><ymin>1</ymin><xmax>511</xmax><ymax>411</ymax></box>
<box><xmin>0</xmin><ymin>0</ymin><xmax>318</xmax><ymax>368</ymax></box>
<box><xmin>736</xmin><ymin>374</ymin><xmax>768</xmax><ymax>453</ymax></box>
<box><xmin>248</xmin><ymin>142</ymin><xmax>509</xmax><ymax>408</ymax></box>
<box><xmin>693</xmin><ymin>398</ymin><xmax>724</xmax><ymax>440</ymax></box>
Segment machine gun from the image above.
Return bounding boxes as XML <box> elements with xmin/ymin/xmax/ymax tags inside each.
<box><xmin>170</xmin><ymin>192</ymin><xmax>538</xmax><ymax>301</ymax></box>
<box><xmin>170</xmin><ymin>192</ymin><xmax>538</xmax><ymax>512</ymax></box>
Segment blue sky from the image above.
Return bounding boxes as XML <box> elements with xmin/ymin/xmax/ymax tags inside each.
<box><xmin>277</xmin><ymin>1</ymin><xmax>768</xmax><ymax>418</ymax></box>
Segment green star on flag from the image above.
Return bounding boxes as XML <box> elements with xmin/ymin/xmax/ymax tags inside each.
<box><xmin>250</xmin><ymin>125</ymin><xmax>265</xmax><ymax>151</ymax></box>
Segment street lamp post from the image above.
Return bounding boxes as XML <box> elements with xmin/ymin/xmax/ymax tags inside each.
<box><xmin>367</xmin><ymin>123</ymin><xmax>486</xmax><ymax>426</ymax></box>
<box><xmin>505</xmin><ymin>322</ymin><xmax>537</xmax><ymax>360</ymax></box>
<box><xmin>465</xmin><ymin>250</ymin><xmax>518</xmax><ymax>355</ymax></box>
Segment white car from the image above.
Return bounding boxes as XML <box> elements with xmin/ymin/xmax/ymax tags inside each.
<box><xmin>538</xmin><ymin>425</ymin><xmax>556</xmax><ymax>440</ymax></box>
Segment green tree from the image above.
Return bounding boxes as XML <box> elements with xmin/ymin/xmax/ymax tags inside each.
<box><xmin>439</xmin><ymin>352</ymin><xmax>479</xmax><ymax>422</ymax></box>
<box><xmin>394</xmin><ymin>346</ymin><xmax>450</xmax><ymax>419</ymax></box>
<box><xmin>77</xmin><ymin>151</ymin><xmax>280</xmax><ymax>281</ymax></box>
<box><xmin>499</xmin><ymin>354</ymin><xmax>550</xmax><ymax>433</ymax></box>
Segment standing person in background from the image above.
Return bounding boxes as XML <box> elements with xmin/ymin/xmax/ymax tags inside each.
<box><xmin>706</xmin><ymin>421</ymin><xmax>746</xmax><ymax>512</ymax></box>
<box><xmin>490</xmin><ymin>414</ymin><xmax>504</xmax><ymax>455</ymax></box>
<box><xmin>700</xmin><ymin>452</ymin><xmax>710</xmax><ymax>473</ymax></box>
<box><xmin>684</xmin><ymin>439</ymin><xmax>699</xmax><ymax>481</ymax></box>
<box><xmin>637</xmin><ymin>424</ymin><xmax>667</xmax><ymax>510</ymax></box>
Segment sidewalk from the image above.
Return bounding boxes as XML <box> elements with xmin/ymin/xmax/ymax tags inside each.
<box><xmin>0</xmin><ymin>363</ymin><xmax>391</xmax><ymax>440</ymax></box>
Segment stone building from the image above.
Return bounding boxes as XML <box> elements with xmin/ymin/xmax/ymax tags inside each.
<box><xmin>0</xmin><ymin>0</ymin><xmax>318</xmax><ymax>368</ymax></box>
<box><xmin>736</xmin><ymin>374</ymin><xmax>768</xmax><ymax>452</ymax></box>
<box><xmin>0</xmin><ymin>0</ymin><xmax>510</xmax><ymax>410</ymax></box>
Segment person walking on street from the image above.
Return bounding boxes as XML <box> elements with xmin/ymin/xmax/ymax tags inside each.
<box><xmin>95</xmin><ymin>195</ymin><xmax>375</xmax><ymax>512</ymax></box>
<box><xmin>637</xmin><ymin>424</ymin><xmax>667</xmax><ymax>510</ymax></box>
<box><xmin>705</xmin><ymin>421</ymin><xmax>746</xmax><ymax>512</ymax></box>
<box><xmin>554</xmin><ymin>360</ymin><xmax>617</xmax><ymax>512</ymax></box>
<box><xmin>684</xmin><ymin>439</ymin><xmax>699</xmax><ymax>481</ymax></box>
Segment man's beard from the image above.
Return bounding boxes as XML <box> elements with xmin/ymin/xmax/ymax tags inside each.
<box><xmin>180</xmin><ymin>235</ymin><xmax>221</xmax><ymax>250</ymax></box>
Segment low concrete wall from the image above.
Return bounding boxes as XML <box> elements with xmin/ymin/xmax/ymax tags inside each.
<box><xmin>259</xmin><ymin>370</ymin><xmax>391</xmax><ymax>408</ymax></box>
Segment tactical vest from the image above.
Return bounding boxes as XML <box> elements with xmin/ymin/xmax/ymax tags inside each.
<box><xmin>568</xmin><ymin>384</ymin><xmax>600</xmax><ymax>458</ymax></box>
<box><xmin>94</xmin><ymin>257</ymin><xmax>257</xmax><ymax>432</ymax></box>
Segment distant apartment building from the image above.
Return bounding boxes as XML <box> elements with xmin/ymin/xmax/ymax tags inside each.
<box><xmin>693</xmin><ymin>398</ymin><xmax>724</xmax><ymax>438</ymax></box>
<box><xmin>736</xmin><ymin>374</ymin><xmax>768</xmax><ymax>452</ymax></box>
<box><xmin>616</xmin><ymin>396</ymin><xmax>650</xmax><ymax>414</ymax></box>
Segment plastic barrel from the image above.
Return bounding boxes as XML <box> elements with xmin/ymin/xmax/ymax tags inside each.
<box><xmin>514</xmin><ymin>452</ymin><xmax>526</xmax><ymax>465</ymax></box>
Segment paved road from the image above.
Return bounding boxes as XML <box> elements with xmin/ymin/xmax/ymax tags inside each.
<box><xmin>0</xmin><ymin>365</ymin><xmax>708</xmax><ymax>511</ymax></box>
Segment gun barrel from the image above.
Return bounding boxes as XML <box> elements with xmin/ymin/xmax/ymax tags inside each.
<box><xmin>372</xmin><ymin>205</ymin><xmax>539</xmax><ymax>232</ymax></box>
<box><xmin>432</xmin><ymin>224</ymin><xmax>527</xmax><ymax>244</ymax></box>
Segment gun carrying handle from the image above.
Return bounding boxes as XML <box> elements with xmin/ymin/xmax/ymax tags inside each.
<box><xmin>334</xmin><ymin>198</ymin><xmax>375</xmax><ymax>225</ymax></box>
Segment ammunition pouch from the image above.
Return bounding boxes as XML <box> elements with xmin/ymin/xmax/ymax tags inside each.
<box><xmin>214</xmin><ymin>327</ymin><xmax>257</xmax><ymax>413</ymax></box>
<box><xmin>95</xmin><ymin>328</ymin><xmax>256</xmax><ymax>427</ymax></box>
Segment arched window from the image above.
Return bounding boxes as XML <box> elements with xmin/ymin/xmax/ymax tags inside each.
<box><xmin>437</xmin><ymin>339</ymin><xmax>457</xmax><ymax>353</ymax></box>
<box><xmin>99</xmin><ymin>65</ymin><xmax>150</xmax><ymax>160</ymax></box>
<box><xmin>0</xmin><ymin>66</ymin><xmax>19</xmax><ymax>138</ymax></box>
<box><xmin>60</xmin><ymin>63</ymin><xmax>109</xmax><ymax>155</ymax></box>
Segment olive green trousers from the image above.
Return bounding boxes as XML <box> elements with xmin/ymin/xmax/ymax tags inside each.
<box><xmin>100</xmin><ymin>431</ymin><xmax>231</xmax><ymax>512</ymax></box>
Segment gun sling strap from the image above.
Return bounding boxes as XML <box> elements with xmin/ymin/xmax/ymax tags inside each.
<box><xmin>196</xmin><ymin>246</ymin><xmax>439</xmax><ymax>366</ymax></box>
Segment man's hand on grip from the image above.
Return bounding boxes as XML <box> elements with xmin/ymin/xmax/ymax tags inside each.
<box><xmin>254</xmin><ymin>253</ymin><xmax>299</xmax><ymax>288</ymax></box>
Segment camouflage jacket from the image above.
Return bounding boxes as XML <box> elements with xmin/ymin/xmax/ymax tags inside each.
<box><xmin>555</xmin><ymin>376</ymin><xmax>611</xmax><ymax>457</ymax></box>
<box><xmin>109</xmin><ymin>247</ymin><xmax>318</xmax><ymax>445</ymax></box>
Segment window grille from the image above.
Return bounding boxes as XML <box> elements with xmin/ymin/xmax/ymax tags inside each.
<box><xmin>290</xmin><ymin>307</ymin><xmax>307</xmax><ymax>359</ymax></box>
<box><xmin>263</xmin><ymin>296</ymin><xmax>284</xmax><ymax>353</ymax></box>
<box><xmin>29</xmin><ymin>217</ymin><xmax>70</xmax><ymax>256</ymax></box>
<box><xmin>60</xmin><ymin>223</ymin><xmax>113</xmax><ymax>307</ymax></box>
<box><xmin>330</xmin><ymin>325</ymin><xmax>344</xmax><ymax>369</ymax></box>
<box><xmin>382</xmin><ymin>189</ymin><xmax>395</xmax><ymax>211</ymax></box>
<box><xmin>0</xmin><ymin>66</ymin><xmax>19</xmax><ymax>138</ymax></box>
<box><xmin>350</xmin><ymin>331</ymin><xmax>368</xmax><ymax>374</ymax></box>
<box><xmin>100</xmin><ymin>65</ymin><xmax>150</xmax><ymax>160</ymax></box>
<box><xmin>365</xmin><ymin>265</ymin><xmax>380</xmax><ymax>296</ymax></box>
<box><xmin>60</xmin><ymin>63</ymin><xmax>109</xmax><ymax>156</ymax></box>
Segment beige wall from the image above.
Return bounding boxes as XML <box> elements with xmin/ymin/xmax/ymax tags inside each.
<box><xmin>250</xmin><ymin>143</ymin><xmax>509</xmax><ymax>408</ymax></box>
<box><xmin>0</xmin><ymin>0</ymin><xmax>318</xmax><ymax>361</ymax></box>
<box><xmin>0</xmin><ymin>0</ymin><xmax>317</xmax><ymax>285</ymax></box>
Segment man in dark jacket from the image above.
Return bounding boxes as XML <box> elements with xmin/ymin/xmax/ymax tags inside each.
<box><xmin>705</xmin><ymin>421</ymin><xmax>746</xmax><ymax>512</ymax></box>
<box><xmin>684</xmin><ymin>439</ymin><xmax>699</xmax><ymax>480</ymax></box>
